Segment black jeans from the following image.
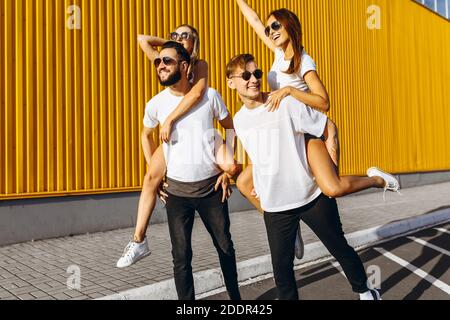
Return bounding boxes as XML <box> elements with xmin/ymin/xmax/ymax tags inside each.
<box><xmin>264</xmin><ymin>193</ymin><xmax>369</xmax><ymax>300</ymax></box>
<box><xmin>165</xmin><ymin>189</ymin><xmax>241</xmax><ymax>300</ymax></box>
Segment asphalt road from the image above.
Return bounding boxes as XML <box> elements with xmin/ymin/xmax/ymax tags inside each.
<box><xmin>204</xmin><ymin>223</ymin><xmax>450</xmax><ymax>300</ymax></box>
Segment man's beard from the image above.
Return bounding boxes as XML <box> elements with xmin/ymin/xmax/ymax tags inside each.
<box><xmin>159</xmin><ymin>68</ymin><xmax>182</xmax><ymax>87</ymax></box>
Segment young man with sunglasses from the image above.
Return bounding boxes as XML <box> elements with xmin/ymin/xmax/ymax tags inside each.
<box><xmin>143</xmin><ymin>41</ymin><xmax>241</xmax><ymax>300</ymax></box>
<box><xmin>227</xmin><ymin>54</ymin><xmax>382</xmax><ymax>300</ymax></box>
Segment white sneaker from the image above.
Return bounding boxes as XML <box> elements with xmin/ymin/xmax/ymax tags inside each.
<box><xmin>367</xmin><ymin>167</ymin><xmax>401</xmax><ymax>192</ymax></box>
<box><xmin>360</xmin><ymin>289</ymin><xmax>382</xmax><ymax>300</ymax></box>
<box><xmin>367</xmin><ymin>167</ymin><xmax>401</xmax><ymax>201</ymax></box>
<box><xmin>294</xmin><ymin>223</ymin><xmax>304</xmax><ymax>260</ymax></box>
<box><xmin>116</xmin><ymin>238</ymin><xmax>151</xmax><ymax>268</ymax></box>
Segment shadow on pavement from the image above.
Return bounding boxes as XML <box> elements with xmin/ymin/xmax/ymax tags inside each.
<box><xmin>255</xmin><ymin>224</ymin><xmax>449</xmax><ymax>300</ymax></box>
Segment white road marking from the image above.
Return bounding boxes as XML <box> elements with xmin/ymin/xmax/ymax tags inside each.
<box><xmin>407</xmin><ymin>236</ymin><xmax>450</xmax><ymax>256</ymax></box>
<box><xmin>435</xmin><ymin>228</ymin><xmax>450</xmax><ymax>235</ymax></box>
<box><xmin>374</xmin><ymin>247</ymin><xmax>450</xmax><ymax>295</ymax></box>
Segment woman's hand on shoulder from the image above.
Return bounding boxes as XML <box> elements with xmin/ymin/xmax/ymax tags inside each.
<box><xmin>267</xmin><ymin>87</ymin><xmax>292</xmax><ymax>112</ymax></box>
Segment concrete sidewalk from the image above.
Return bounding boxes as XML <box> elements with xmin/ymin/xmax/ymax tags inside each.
<box><xmin>1</xmin><ymin>182</ymin><xmax>450</xmax><ymax>300</ymax></box>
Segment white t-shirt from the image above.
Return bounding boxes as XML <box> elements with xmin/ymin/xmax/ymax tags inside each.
<box><xmin>233</xmin><ymin>97</ymin><xmax>328</xmax><ymax>212</ymax></box>
<box><xmin>267</xmin><ymin>49</ymin><xmax>317</xmax><ymax>92</ymax></box>
<box><xmin>144</xmin><ymin>88</ymin><xmax>229</xmax><ymax>183</ymax></box>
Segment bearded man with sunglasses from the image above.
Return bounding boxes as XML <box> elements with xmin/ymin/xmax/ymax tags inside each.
<box><xmin>143</xmin><ymin>41</ymin><xmax>241</xmax><ymax>300</ymax></box>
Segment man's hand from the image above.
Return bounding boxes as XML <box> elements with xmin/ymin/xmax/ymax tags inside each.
<box><xmin>324</xmin><ymin>138</ymin><xmax>339</xmax><ymax>169</ymax></box>
<box><xmin>160</xmin><ymin>119</ymin><xmax>174</xmax><ymax>143</ymax></box>
<box><xmin>323</xmin><ymin>119</ymin><xmax>340</xmax><ymax>172</ymax></box>
<box><xmin>158</xmin><ymin>182</ymin><xmax>169</xmax><ymax>205</ymax></box>
<box><xmin>214</xmin><ymin>173</ymin><xmax>233</xmax><ymax>203</ymax></box>
<box><xmin>250</xmin><ymin>188</ymin><xmax>260</xmax><ymax>199</ymax></box>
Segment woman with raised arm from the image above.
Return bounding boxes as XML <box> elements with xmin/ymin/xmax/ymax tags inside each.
<box><xmin>235</xmin><ymin>0</ymin><xmax>400</xmax><ymax>260</ymax></box>
<box><xmin>116</xmin><ymin>25</ymin><xmax>239</xmax><ymax>268</ymax></box>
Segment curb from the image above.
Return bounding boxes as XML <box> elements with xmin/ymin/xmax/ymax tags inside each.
<box><xmin>98</xmin><ymin>208</ymin><xmax>450</xmax><ymax>300</ymax></box>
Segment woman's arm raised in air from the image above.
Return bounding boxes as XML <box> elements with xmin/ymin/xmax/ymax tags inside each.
<box><xmin>137</xmin><ymin>34</ymin><xmax>168</xmax><ymax>63</ymax></box>
<box><xmin>236</xmin><ymin>0</ymin><xmax>277</xmax><ymax>52</ymax></box>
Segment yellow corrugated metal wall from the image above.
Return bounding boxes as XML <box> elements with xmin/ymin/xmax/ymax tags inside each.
<box><xmin>1</xmin><ymin>0</ymin><xmax>450</xmax><ymax>200</ymax></box>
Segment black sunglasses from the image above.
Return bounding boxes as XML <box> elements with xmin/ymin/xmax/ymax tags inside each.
<box><xmin>154</xmin><ymin>56</ymin><xmax>180</xmax><ymax>68</ymax></box>
<box><xmin>169</xmin><ymin>32</ymin><xmax>192</xmax><ymax>41</ymax></box>
<box><xmin>265</xmin><ymin>21</ymin><xmax>283</xmax><ymax>37</ymax></box>
<box><xmin>230</xmin><ymin>69</ymin><xmax>263</xmax><ymax>81</ymax></box>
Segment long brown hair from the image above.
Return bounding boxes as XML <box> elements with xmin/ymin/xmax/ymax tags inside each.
<box><xmin>268</xmin><ymin>9</ymin><xmax>304</xmax><ymax>75</ymax></box>
<box><xmin>177</xmin><ymin>24</ymin><xmax>200</xmax><ymax>79</ymax></box>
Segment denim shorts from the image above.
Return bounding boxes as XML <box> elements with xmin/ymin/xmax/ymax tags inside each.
<box><xmin>305</xmin><ymin>134</ymin><xmax>326</xmax><ymax>141</ymax></box>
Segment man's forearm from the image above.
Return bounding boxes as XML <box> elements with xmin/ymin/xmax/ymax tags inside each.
<box><xmin>225</xmin><ymin>164</ymin><xmax>243</xmax><ymax>181</ymax></box>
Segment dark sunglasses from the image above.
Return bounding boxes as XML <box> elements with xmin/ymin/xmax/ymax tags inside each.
<box><xmin>154</xmin><ymin>56</ymin><xmax>180</xmax><ymax>68</ymax></box>
<box><xmin>264</xmin><ymin>21</ymin><xmax>283</xmax><ymax>37</ymax></box>
<box><xmin>169</xmin><ymin>32</ymin><xmax>192</xmax><ymax>41</ymax></box>
<box><xmin>230</xmin><ymin>69</ymin><xmax>263</xmax><ymax>81</ymax></box>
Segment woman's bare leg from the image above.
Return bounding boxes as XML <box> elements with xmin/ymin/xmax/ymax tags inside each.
<box><xmin>306</xmin><ymin>139</ymin><xmax>385</xmax><ymax>198</ymax></box>
<box><xmin>236</xmin><ymin>165</ymin><xmax>263</xmax><ymax>214</ymax></box>
<box><xmin>133</xmin><ymin>145</ymin><xmax>166</xmax><ymax>243</ymax></box>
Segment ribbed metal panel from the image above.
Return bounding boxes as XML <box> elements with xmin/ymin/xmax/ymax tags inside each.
<box><xmin>1</xmin><ymin>0</ymin><xmax>450</xmax><ymax>199</ymax></box>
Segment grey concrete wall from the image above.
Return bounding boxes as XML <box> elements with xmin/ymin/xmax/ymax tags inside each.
<box><xmin>349</xmin><ymin>171</ymin><xmax>450</xmax><ymax>196</ymax></box>
<box><xmin>1</xmin><ymin>170</ymin><xmax>449</xmax><ymax>246</ymax></box>
<box><xmin>398</xmin><ymin>171</ymin><xmax>450</xmax><ymax>188</ymax></box>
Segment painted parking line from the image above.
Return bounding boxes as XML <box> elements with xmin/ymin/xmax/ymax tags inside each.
<box><xmin>407</xmin><ymin>236</ymin><xmax>450</xmax><ymax>256</ymax></box>
<box><xmin>435</xmin><ymin>228</ymin><xmax>450</xmax><ymax>235</ymax></box>
<box><xmin>373</xmin><ymin>247</ymin><xmax>450</xmax><ymax>295</ymax></box>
